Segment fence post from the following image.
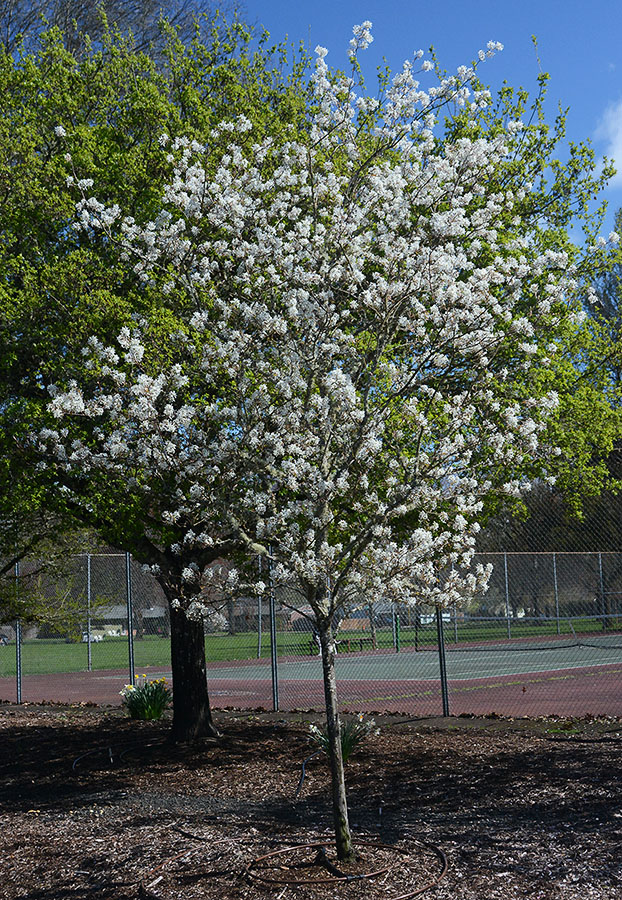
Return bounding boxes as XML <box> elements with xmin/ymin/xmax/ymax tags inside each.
<box><xmin>15</xmin><ymin>562</ymin><xmax>21</xmax><ymax>704</ymax></box>
<box><xmin>436</xmin><ymin>605</ymin><xmax>450</xmax><ymax>717</ymax></box>
<box><xmin>15</xmin><ymin>619</ymin><xmax>22</xmax><ymax>704</ymax></box>
<box><xmin>126</xmin><ymin>552</ymin><xmax>135</xmax><ymax>684</ymax></box>
<box><xmin>599</xmin><ymin>551</ymin><xmax>606</xmax><ymax>631</ymax></box>
<box><xmin>392</xmin><ymin>604</ymin><xmax>400</xmax><ymax>652</ymax></box>
<box><xmin>86</xmin><ymin>553</ymin><xmax>92</xmax><ymax>671</ymax></box>
<box><xmin>257</xmin><ymin>596</ymin><xmax>263</xmax><ymax>659</ymax></box>
<box><xmin>504</xmin><ymin>552</ymin><xmax>511</xmax><ymax>640</ymax></box>
<box><xmin>257</xmin><ymin>556</ymin><xmax>263</xmax><ymax>659</ymax></box>
<box><xmin>553</xmin><ymin>552</ymin><xmax>560</xmax><ymax>636</ymax></box>
<box><xmin>268</xmin><ymin>549</ymin><xmax>279</xmax><ymax>711</ymax></box>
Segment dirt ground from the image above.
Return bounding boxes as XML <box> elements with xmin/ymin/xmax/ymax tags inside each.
<box><xmin>1</xmin><ymin>702</ymin><xmax>621</xmax><ymax>900</ymax></box>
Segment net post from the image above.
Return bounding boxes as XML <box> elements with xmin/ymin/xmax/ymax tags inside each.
<box><xmin>436</xmin><ymin>605</ymin><xmax>450</xmax><ymax>717</ymax></box>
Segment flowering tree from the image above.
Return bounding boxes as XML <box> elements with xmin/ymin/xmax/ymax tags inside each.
<box><xmin>39</xmin><ymin>24</ymin><xmax>612</xmax><ymax>858</ymax></box>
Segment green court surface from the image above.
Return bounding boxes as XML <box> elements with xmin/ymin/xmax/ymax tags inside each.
<box><xmin>204</xmin><ymin>635</ymin><xmax>622</xmax><ymax>683</ymax></box>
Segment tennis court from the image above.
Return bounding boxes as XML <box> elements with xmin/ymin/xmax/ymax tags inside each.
<box><xmin>213</xmin><ymin>632</ymin><xmax>622</xmax><ymax>681</ymax></box>
<box><xmin>2</xmin><ymin>631</ymin><xmax>622</xmax><ymax>717</ymax></box>
<box><xmin>3</xmin><ymin>549</ymin><xmax>622</xmax><ymax>716</ymax></box>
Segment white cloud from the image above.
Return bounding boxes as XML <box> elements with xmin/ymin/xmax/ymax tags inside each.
<box><xmin>595</xmin><ymin>99</ymin><xmax>622</xmax><ymax>187</ymax></box>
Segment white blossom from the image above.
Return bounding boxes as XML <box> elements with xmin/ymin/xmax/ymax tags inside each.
<box><xmin>38</xmin><ymin>25</ymin><xmax>577</xmax><ymax>621</ymax></box>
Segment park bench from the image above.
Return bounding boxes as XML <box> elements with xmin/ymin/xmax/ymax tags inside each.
<box><xmin>308</xmin><ymin>636</ymin><xmax>377</xmax><ymax>654</ymax></box>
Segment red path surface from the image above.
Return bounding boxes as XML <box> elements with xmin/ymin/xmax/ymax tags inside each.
<box><xmin>1</xmin><ymin>663</ymin><xmax>622</xmax><ymax>717</ymax></box>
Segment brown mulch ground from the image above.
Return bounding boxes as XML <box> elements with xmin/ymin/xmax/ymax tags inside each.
<box><xmin>1</xmin><ymin>703</ymin><xmax>621</xmax><ymax>900</ymax></box>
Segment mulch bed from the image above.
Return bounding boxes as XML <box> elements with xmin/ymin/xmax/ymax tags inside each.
<box><xmin>1</xmin><ymin>702</ymin><xmax>621</xmax><ymax>899</ymax></box>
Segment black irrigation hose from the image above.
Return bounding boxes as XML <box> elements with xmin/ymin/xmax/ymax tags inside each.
<box><xmin>118</xmin><ymin>741</ymin><xmax>163</xmax><ymax>761</ymax></box>
<box><xmin>72</xmin><ymin>746</ymin><xmax>115</xmax><ymax>770</ymax></box>
<box><xmin>72</xmin><ymin>741</ymin><xmax>163</xmax><ymax>770</ymax></box>
<box><xmin>294</xmin><ymin>750</ymin><xmax>323</xmax><ymax>798</ymax></box>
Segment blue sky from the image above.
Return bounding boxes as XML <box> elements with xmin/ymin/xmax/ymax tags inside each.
<box><xmin>245</xmin><ymin>0</ymin><xmax>622</xmax><ymax>235</ymax></box>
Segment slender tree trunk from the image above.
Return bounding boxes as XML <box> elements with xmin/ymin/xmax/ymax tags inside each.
<box><xmin>227</xmin><ymin>597</ymin><xmax>236</xmax><ymax>634</ymax></box>
<box><xmin>133</xmin><ymin>605</ymin><xmax>144</xmax><ymax>641</ymax></box>
<box><xmin>169</xmin><ymin>603</ymin><xmax>219</xmax><ymax>741</ymax></box>
<box><xmin>318</xmin><ymin>619</ymin><xmax>354</xmax><ymax>862</ymax></box>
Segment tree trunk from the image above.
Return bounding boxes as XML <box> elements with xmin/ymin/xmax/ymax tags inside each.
<box><xmin>133</xmin><ymin>605</ymin><xmax>144</xmax><ymax>641</ymax></box>
<box><xmin>169</xmin><ymin>604</ymin><xmax>219</xmax><ymax>741</ymax></box>
<box><xmin>318</xmin><ymin>620</ymin><xmax>354</xmax><ymax>862</ymax></box>
<box><xmin>227</xmin><ymin>597</ymin><xmax>236</xmax><ymax>634</ymax></box>
<box><xmin>367</xmin><ymin>603</ymin><xmax>377</xmax><ymax>650</ymax></box>
<box><xmin>163</xmin><ymin>603</ymin><xmax>171</xmax><ymax>638</ymax></box>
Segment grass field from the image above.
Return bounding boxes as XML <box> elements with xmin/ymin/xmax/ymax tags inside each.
<box><xmin>0</xmin><ymin>630</ymin><xmax>337</xmax><ymax>677</ymax></box>
<box><xmin>2</xmin><ymin>616</ymin><xmax>621</xmax><ymax>677</ymax></box>
<box><xmin>0</xmin><ymin>632</ymin><xmax>304</xmax><ymax>677</ymax></box>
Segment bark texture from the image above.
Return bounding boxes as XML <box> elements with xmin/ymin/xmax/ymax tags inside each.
<box><xmin>318</xmin><ymin>619</ymin><xmax>354</xmax><ymax>862</ymax></box>
<box><xmin>169</xmin><ymin>604</ymin><xmax>219</xmax><ymax>742</ymax></box>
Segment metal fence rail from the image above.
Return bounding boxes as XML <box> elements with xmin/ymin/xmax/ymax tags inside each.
<box><xmin>2</xmin><ymin>552</ymin><xmax>622</xmax><ymax>718</ymax></box>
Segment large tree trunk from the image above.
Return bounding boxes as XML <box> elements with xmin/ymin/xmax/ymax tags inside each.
<box><xmin>318</xmin><ymin>619</ymin><xmax>354</xmax><ymax>862</ymax></box>
<box><xmin>169</xmin><ymin>604</ymin><xmax>219</xmax><ymax>742</ymax></box>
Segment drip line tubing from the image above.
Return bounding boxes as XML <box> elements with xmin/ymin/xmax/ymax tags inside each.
<box><xmin>295</xmin><ymin>750</ymin><xmax>322</xmax><ymax>797</ymax></box>
<box><xmin>246</xmin><ymin>836</ymin><xmax>448</xmax><ymax>897</ymax></box>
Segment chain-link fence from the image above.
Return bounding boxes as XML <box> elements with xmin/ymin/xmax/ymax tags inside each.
<box><xmin>2</xmin><ymin>551</ymin><xmax>622</xmax><ymax>717</ymax></box>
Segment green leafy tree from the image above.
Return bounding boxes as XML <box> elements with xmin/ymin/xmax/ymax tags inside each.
<box><xmin>0</xmin><ymin>0</ymin><xmax>242</xmax><ymax>56</ymax></box>
<box><xmin>1</xmin><ymin>20</ymin><xmax>313</xmax><ymax>737</ymax></box>
<box><xmin>478</xmin><ymin>202</ymin><xmax>622</xmax><ymax>549</ymax></box>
